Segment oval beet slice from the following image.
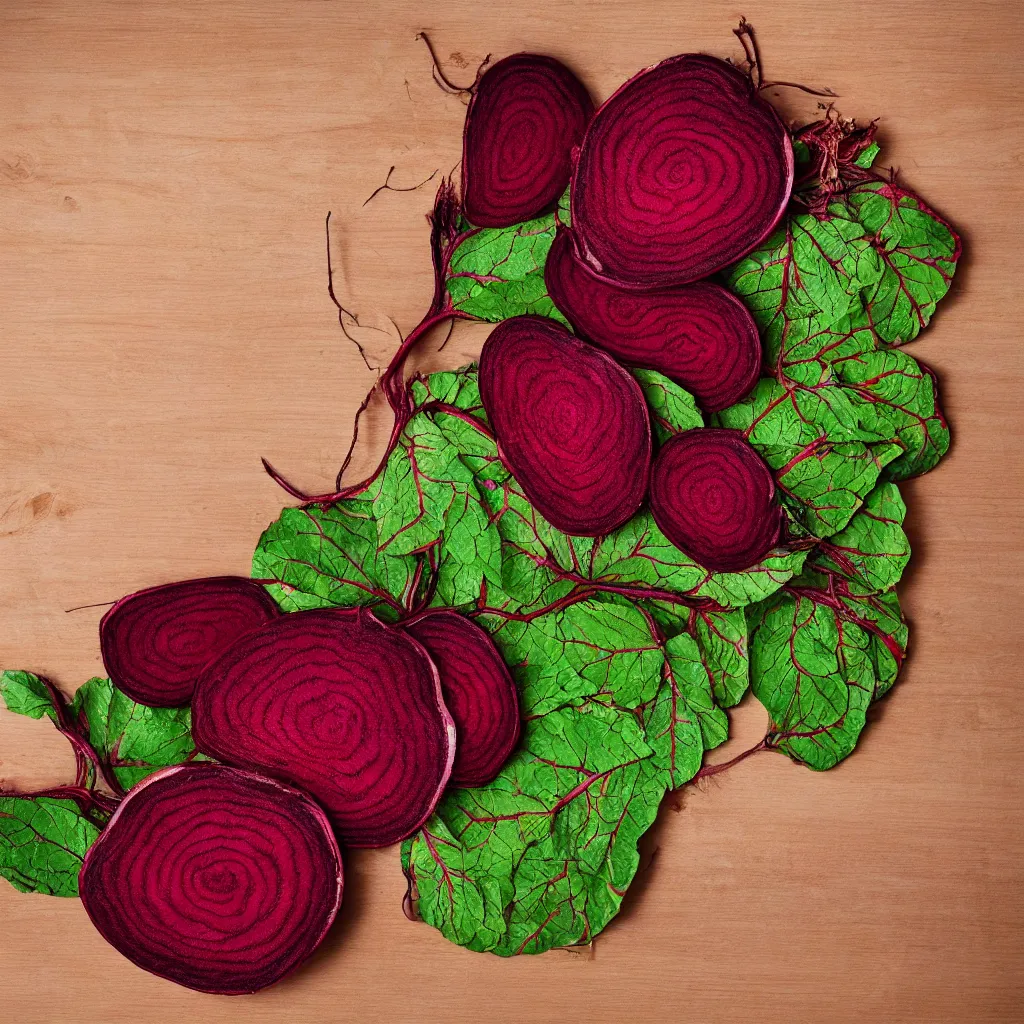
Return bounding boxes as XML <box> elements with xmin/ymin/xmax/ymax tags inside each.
<box><xmin>649</xmin><ymin>429</ymin><xmax>783</xmax><ymax>572</ymax></box>
<box><xmin>572</xmin><ymin>54</ymin><xmax>793</xmax><ymax>289</ymax></box>
<box><xmin>404</xmin><ymin>610</ymin><xmax>520</xmax><ymax>788</ymax></box>
<box><xmin>545</xmin><ymin>227</ymin><xmax>762</xmax><ymax>412</ymax></box>
<box><xmin>79</xmin><ymin>763</ymin><xmax>343</xmax><ymax>995</ymax></box>
<box><xmin>478</xmin><ymin>315</ymin><xmax>651</xmax><ymax>536</ymax></box>
<box><xmin>191</xmin><ymin>608</ymin><xmax>455</xmax><ymax>848</ymax></box>
<box><xmin>99</xmin><ymin>577</ymin><xmax>281</xmax><ymax>708</ymax></box>
<box><xmin>462</xmin><ymin>53</ymin><xmax>593</xmax><ymax>227</ymax></box>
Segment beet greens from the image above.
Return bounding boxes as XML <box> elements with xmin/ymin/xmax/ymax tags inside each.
<box><xmin>1</xmin><ymin>21</ymin><xmax>961</xmax><ymax>982</ymax></box>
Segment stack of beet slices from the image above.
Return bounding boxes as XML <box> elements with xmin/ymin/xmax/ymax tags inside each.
<box><xmin>81</xmin><ymin>577</ymin><xmax>520</xmax><ymax>992</ymax></box>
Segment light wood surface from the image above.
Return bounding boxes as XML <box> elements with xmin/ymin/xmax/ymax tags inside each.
<box><xmin>2</xmin><ymin>2</ymin><xmax>1021</xmax><ymax>1021</ymax></box>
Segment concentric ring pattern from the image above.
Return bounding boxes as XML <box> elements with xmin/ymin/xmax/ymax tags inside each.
<box><xmin>99</xmin><ymin>577</ymin><xmax>281</xmax><ymax>707</ymax></box>
<box><xmin>479</xmin><ymin>315</ymin><xmax>652</xmax><ymax>536</ymax></box>
<box><xmin>79</xmin><ymin>763</ymin><xmax>343</xmax><ymax>995</ymax></box>
<box><xmin>463</xmin><ymin>53</ymin><xmax>593</xmax><ymax>227</ymax></box>
<box><xmin>191</xmin><ymin>609</ymin><xmax>455</xmax><ymax>848</ymax></box>
<box><xmin>572</xmin><ymin>54</ymin><xmax>793</xmax><ymax>288</ymax></box>
<box><xmin>405</xmin><ymin>610</ymin><xmax>520</xmax><ymax>788</ymax></box>
<box><xmin>649</xmin><ymin>428</ymin><xmax>783</xmax><ymax>572</ymax></box>
<box><xmin>545</xmin><ymin>227</ymin><xmax>762</xmax><ymax>411</ymax></box>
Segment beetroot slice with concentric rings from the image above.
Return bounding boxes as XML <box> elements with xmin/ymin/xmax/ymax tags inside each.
<box><xmin>191</xmin><ymin>608</ymin><xmax>455</xmax><ymax>848</ymax></box>
<box><xmin>478</xmin><ymin>315</ymin><xmax>651</xmax><ymax>536</ymax></box>
<box><xmin>404</xmin><ymin>610</ymin><xmax>520</xmax><ymax>788</ymax></box>
<box><xmin>571</xmin><ymin>54</ymin><xmax>793</xmax><ymax>289</ymax></box>
<box><xmin>462</xmin><ymin>53</ymin><xmax>593</xmax><ymax>227</ymax></box>
<box><xmin>79</xmin><ymin>763</ymin><xmax>343</xmax><ymax>995</ymax></box>
<box><xmin>99</xmin><ymin>576</ymin><xmax>281</xmax><ymax>707</ymax></box>
<box><xmin>649</xmin><ymin>428</ymin><xmax>783</xmax><ymax>572</ymax></box>
<box><xmin>544</xmin><ymin>227</ymin><xmax>762</xmax><ymax>412</ymax></box>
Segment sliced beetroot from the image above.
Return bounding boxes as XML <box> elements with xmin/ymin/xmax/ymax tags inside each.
<box><xmin>191</xmin><ymin>608</ymin><xmax>455</xmax><ymax>848</ymax></box>
<box><xmin>572</xmin><ymin>54</ymin><xmax>793</xmax><ymax>289</ymax></box>
<box><xmin>544</xmin><ymin>227</ymin><xmax>762</xmax><ymax>412</ymax></box>
<box><xmin>478</xmin><ymin>315</ymin><xmax>651</xmax><ymax>536</ymax></box>
<box><xmin>99</xmin><ymin>576</ymin><xmax>280</xmax><ymax>707</ymax></box>
<box><xmin>649</xmin><ymin>428</ymin><xmax>783</xmax><ymax>572</ymax></box>
<box><xmin>79</xmin><ymin>763</ymin><xmax>342</xmax><ymax>995</ymax></box>
<box><xmin>462</xmin><ymin>53</ymin><xmax>593</xmax><ymax>227</ymax></box>
<box><xmin>404</xmin><ymin>610</ymin><xmax>520</xmax><ymax>788</ymax></box>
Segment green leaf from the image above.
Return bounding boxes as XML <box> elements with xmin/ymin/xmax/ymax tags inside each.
<box><xmin>642</xmin><ymin>632</ymin><xmax>727</xmax><ymax>787</ymax></box>
<box><xmin>724</xmin><ymin>181</ymin><xmax>959</xmax><ymax>368</ymax></box>
<box><xmin>0</xmin><ymin>670</ymin><xmax>60</xmax><ymax>722</ymax></box>
<box><xmin>853</xmin><ymin>141</ymin><xmax>880</xmax><ymax>169</ymax></box>
<box><xmin>0</xmin><ymin>797</ymin><xmax>100</xmax><ymax>897</ymax></box>
<box><xmin>480</xmin><ymin>597</ymin><xmax>663</xmax><ymax>716</ymax></box>
<box><xmin>713</xmin><ymin>378</ymin><xmax>903</xmax><ymax>537</ymax></box>
<box><xmin>804</xmin><ymin>482</ymin><xmax>910</xmax><ymax>594</ymax></box>
<box><xmin>446</xmin><ymin>207</ymin><xmax>568</xmax><ymax>325</ymax></box>
<box><xmin>404</xmin><ymin>703</ymin><xmax>665</xmax><ymax>954</ymax></box>
<box><xmin>845</xmin><ymin>181</ymin><xmax>960</xmax><ymax>345</ymax></box>
<box><xmin>631</xmin><ymin>368</ymin><xmax>703</xmax><ymax>444</ymax></box>
<box><xmin>748</xmin><ymin>583</ymin><xmax>907</xmax><ymax>770</ymax></box>
<box><xmin>833</xmin><ymin>347</ymin><xmax>950</xmax><ymax>479</ymax></box>
<box><xmin>253</xmin><ymin>499</ymin><xmax>414</xmax><ymax>621</ymax></box>
<box><xmin>368</xmin><ymin>413</ymin><xmax>502</xmax><ymax>606</ymax></box>
<box><xmin>693</xmin><ymin>607</ymin><xmax>750</xmax><ymax>707</ymax></box>
<box><xmin>71</xmin><ymin>677</ymin><xmax>200</xmax><ymax>790</ymax></box>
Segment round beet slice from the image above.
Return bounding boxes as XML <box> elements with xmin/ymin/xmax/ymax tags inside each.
<box><xmin>545</xmin><ymin>227</ymin><xmax>762</xmax><ymax>412</ymax></box>
<box><xmin>404</xmin><ymin>610</ymin><xmax>520</xmax><ymax>788</ymax></box>
<box><xmin>478</xmin><ymin>315</ymin><xmax>651</xmax><ymax>536</ymax></box>
<box><xmin>100</xmin><ymin>577</ymin><xmax>281</xmax><ymax>707</ymax></box>
<box><xmin>79</xmin><ymin>763</ymin><xmax>343</xmax><ymax>995</ymax></box>
<box><xmin>191</xmin><ymin>608</ymin><xmax>455</xmax><ymax>848</ymax></box>
<box><xmin>649</xmin><ymin>429</ymin><xmax>783</xmax><ymax>572</ymax></box>
<box><xmin>462</xmin><ymin>53</ymin><xmax>593</xmax><ymax>227</ymax></box>
<box><xmin>571</xmin><ymin>54</ymin><xmax>793</xmax><ymax>289</ymax></box>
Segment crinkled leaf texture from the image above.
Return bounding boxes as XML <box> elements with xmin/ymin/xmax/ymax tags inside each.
<box><xmin>0</xmin><ymin>797</ymin><xmax>99</xmax><ymax>897</ymax></box>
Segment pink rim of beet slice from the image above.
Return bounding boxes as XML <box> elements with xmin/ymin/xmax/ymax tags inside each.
<box><xmin>649</xmin><ymin>428</ymin><xmax>783</xmax><ymax>572</ymax></box>
<box><xmin>462</xmin><ymin>53</ymin><xmax>593</xmax><ymax>227</ymax></box>
<box><xmin>79</xmin><ymin>763</ymin><xmax>343</xmax><ymax>995</ymax></box>
<box><xmin>571</xmin><ymin>54</ymin><xmax>794</xmax><ymax>289</ymax></box>
<box><xmin>478</xmin><ymin>314</ymin><xmax>652</xmax><ymax>536</ymax></box>
<box><xmin>99</xmin><ymin>576</ymin><xmax>281</xmax><ymax>708</ymax></box>
<box><xmin>544</xmin><ymin>226</ymin><xmax>762</xmax><ymax>412</ymax></box>
<box><xmin>191</xmin><ymin>608</ymin><xmax>455</xmax><ymax>848</ymax></box>
<box><xmin>404</xmin><ymin>610</ymin><xmax>520</xmax><ymax>788</ymax></box>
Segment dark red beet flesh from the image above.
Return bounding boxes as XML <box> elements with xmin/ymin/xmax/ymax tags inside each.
<box><xmin>571</xmin><ymin>54</ymin><xmax>793</xmax><ymax>289</ymax></box>
<box><xmin>191</xmin><ymin>608</ymin><xmax>455</xmax><ymax>848</ymax></box>
<box><xmin>649</xmin><ymin>428</ymin><xmax>783</xmax><ymax>572</ymax></box>
<box><xmin>99</xmin><ymin>577</ymin><xmax>280</xmax><ymax>707</ymax></box>
<box><xmin>404</xmin><ymin>610</ymin><xmax>520</xmax><ymax>788</ymax></box>
<box><xmin>478</xmin><ymin>315</ymin><xmax>651</xmax><ymax>536</ymax></box>
<box><xmin>79</xmin><ymin>763</ymin><xmax>342</xmax><ymax>995</ymax></box>
<box><xmin>462</xmin><ymin>53</ymin><xmax>593</xmax><ymax>227</ymax></box>
<box><xmin>544</xmin><ymin>227</ymin><xmax>762</xmax><ymax>412</ymax></box>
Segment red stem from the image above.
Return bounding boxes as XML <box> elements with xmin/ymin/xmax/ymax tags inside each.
<box><xmin>690</xmin><ymin>738</ymin><xmax>769</xmax><ymax>782</ymax></box>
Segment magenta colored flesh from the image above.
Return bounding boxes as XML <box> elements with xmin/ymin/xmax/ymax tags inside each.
<box><xmin>545</xmin><ymin>228</ymin><xmax>762</xmax><ymax>411</ymax></box>
<box><xmin>463</xmin><ymin>53</ymin><xmax>593</xmax><ymax>227</ymax></box>
<box><xmin>79</xmin><ymin>763</ymin><xmax>343</xmax><ymax>995</ymax></box>
<box><xmin>99</xmin><ymin>576</ymin><xmax>281</xmax><ymax>707</ymax></box>
<box><xmin>191</xmin><ymin>608</ymin><xmax>455</xmax><ymax>848</ymax></box>
<box><xmin>478</xmin><ymin>315</ymin><xmax>651</xmax><ymax>536</ymax></box>
<box><xmin>649</xmin><ymin>428</ymin><xmax>783</xmax><ymax>572</ymax></box>
<box><xmin>572</xmin><ymin>54</ymin><xmax>794</xmax><ymax>288</ymax></box>
<box><xmin>405</xmin><ymin>610</ymin><xmax>520</xmax><ymax>788</ymax></box>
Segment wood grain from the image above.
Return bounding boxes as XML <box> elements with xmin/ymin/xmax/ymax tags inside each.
<box><xmin>1</xmin><ymin>1</ymin><xmax>1021</xmax><ymax>1021</ymax></box>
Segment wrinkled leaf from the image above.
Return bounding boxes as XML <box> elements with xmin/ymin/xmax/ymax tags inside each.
<box><xmin>253</xmin><ymin>499</ymin><xmax>414</xmax><ymax>621</ymax></box>
<box><xmin>446</xmin><ymin>206</ymin><xmax>568</xmax><ymax>325</ymax></box>
<box><xmin>0</xmin><ymin>797</ymin><xmax>99</xmax><ymax>897</ymax></box>
<box><xmin>0</xmin><ymin>670</ymin><xmax>60</xmax><ymax>722</ymax></box>
<box><xmin>631</xmin><ymin>368</ymin><xmax>703</xmax><ymax>444</ymax></box>
<box><xmin>71</xmin><ymin>677</ymin><xmax>201</xmax><ymax>790</ymax></box>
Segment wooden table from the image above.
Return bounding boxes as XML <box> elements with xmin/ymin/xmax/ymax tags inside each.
<box><xmin>2</xmin><ymin>1</ymin><xmax>1021</xmax><ymax>1020</ymax></box>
